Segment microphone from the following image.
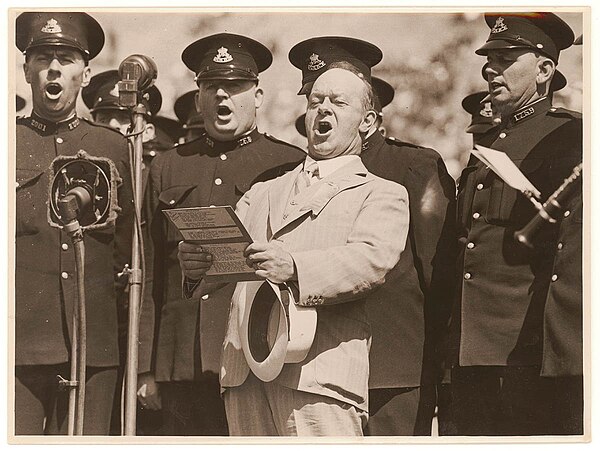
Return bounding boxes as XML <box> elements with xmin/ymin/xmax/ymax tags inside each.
<box><xmin>48</xmin><ymin>150</ymin><xmax>122</xmax><ymax>231</ymax></box>
<box><xmin>117</xmin><ymin>54</ymin><xmax>158</xmax><ymax>108</ymax></box>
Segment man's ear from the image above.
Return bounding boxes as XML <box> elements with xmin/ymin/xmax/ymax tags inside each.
<box><xmin>143</xmin><ymin>122</ymin><xmax>156</xmax><ymax>142</ymax></box>
<box><xmin>254</xmin><ymin>86</ymin><xmax>264</xmax><ymax>109</ymax></box>
<box><xmin>537</xmin><ymin>58</ymin><xmax>555</xmax><ymax>86</ymax></box>
<box><xmin>194</xmin><ymin>90</ymin><xmax>202</xmax><ymax>114</ymax></box>
<box><xmin>359</xmin><ymin>109</ymin><xmax>378</xmax><ymax>134</ymax></box>
<box><xmin>23</xmin><ymin>62</ymin><xmax>32</xmax><ymax>84</ymax></box>
<box><xmin>80</xmin><ymin>66</ymin><xmax>92</xmax><ymax>88</ymax></box>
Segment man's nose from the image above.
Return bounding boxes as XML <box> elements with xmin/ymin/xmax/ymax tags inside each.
<box><xmin>318</xmin><ymin>98</ymin><xmax>333</xmax><ymax>115</ymax></box>
<box><xmin>216</xmin><ymin>87</ymin><xmax>229</xmax><ymax>98</ymax></box>
<box><xmin>48</xmin><ymin>57</ymin><xmax>62</xmax><ymax>72</ymax></box>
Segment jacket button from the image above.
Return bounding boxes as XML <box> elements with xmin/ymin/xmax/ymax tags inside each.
<box><xmin>472</xmin><ymin>212</ymin><xmax>480</xmax><ymax>219</ymax></box>
<box><xmin>56</xmin><ymin>137</ymin><xmax>64</xmax><ymax>144</ymax></box>
<box><xmin>215</xmin><ymin>178</ymin><xmax>222</xmax><ymax>186</ymax></box>
<box><xmin>499</xmin><ymin>132</ymin><xmax>507</xmax><ymax>139</ymax></box>
<box><xmin>476</xmin><ymin>183</ymin><xmax>484</xmax><ymax>190</ymax></box>
<box><xmin>557</xmin><ymin>242</ymin><xmax>564</xmax><ymax>250</ymax></box>
<box><xmin>467</xmin><ymin>242</ymin><xmax>475</xmax><ymax>249</ymax></box>
<box><xmin>201</xmin><ymin>294</ymin><xmax>210</xmax><ymax>301</ymax></box>
<box><xmin>551</xmin><ymin>274</ymin><xmax>558</xmax><ymax>282</ymax></box>
<box><xmin>61</xmin><ymin>243</ymin><xmax>69</xmax><ymax>251</ymax></box>
<box><xmin>169</xmin><ymin>199</ymin><xmax>175</xmax><ymax>205</ymax></box>
<box><xmin>61</xmin><ymin>272</ymin><xmax>69</xmax><ymax>279</ymax></box>
<box><xmin>464</xmin><ymin>272</ymin><xmax>472</xmax><ymax>280</ymax></box>
<box><xmin>220</xmin><ymin>153</ymin><xmax>227</xmax><ymax>160</ymax></box>
<box><xmin>564</xmin><ymin>210</ymin><xmax>571</xmax><ymax>218</ymax></box>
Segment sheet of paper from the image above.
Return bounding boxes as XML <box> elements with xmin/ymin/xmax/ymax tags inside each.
<box><xmin>472</xmin><ymin>145</ymin><xmax>542</xmax><ymax>198</ymax></box>
<box><xmin>163</xmin><ymin>206</ymin><xmax>261</xmax><ymax>283</ymax></box>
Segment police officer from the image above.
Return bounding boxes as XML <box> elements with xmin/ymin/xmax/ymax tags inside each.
<box><xmin>447</xmin><ymin>13</ymin><xmax>581</xmax><ymax>435</ymax></box>
<box><xmin>137</xmin><ymin>33</ymin><xmax>304</xmax><ymax>435</ymax></box>
<box><xmin>536</xmin><ymin>32</ymin><xmax>583</xmax><ymax>436</ymax></box>
<box><xmin>174</xmin><ymin>89</ymin><xmax>205</xmax><ymax>143</ymax></box>
<box><xmin>358</xmin><ymin>79</ymin><xmax>456</xmax><ymax>436</ymax></box>
<box><xmin>461</xmin><ymin>90</ymin><xmax>497</xmax><ymax>146</ymax></box>
<box><xmin>82</xmin><ymin>69</ymin><xmax>168</xmax><ymax>188</ymax></box>
<box><xmin>15</xmin><ymin>12</ymin><xmax>133</xmax><ymax>435</ymax></box>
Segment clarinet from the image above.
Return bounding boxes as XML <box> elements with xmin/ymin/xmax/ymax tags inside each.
<box><xmin>514</xmin><ymin>162</ymin><xmax>583</xmax><ymax>248</ymax></box>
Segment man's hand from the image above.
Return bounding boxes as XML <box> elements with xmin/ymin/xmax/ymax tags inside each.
<box><xmin>137</xmin><ymin>372</ymin><xmax>162</xmax><ymax>411</ymax></box>
<box><xmin>244</xmin><ymin>241</ymin><xmax>296</xmax><ymax>284</ymax></box>
<box><xmin>178</xmin><ymin>241</ymin><xmax>213</xmax><ymax>280</ymax></box>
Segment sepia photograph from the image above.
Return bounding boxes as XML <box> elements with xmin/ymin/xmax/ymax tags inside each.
<box><xmin>5</xmin><ymin>1</ymin><xmax>592</xmax><ymax>444</ymax></box>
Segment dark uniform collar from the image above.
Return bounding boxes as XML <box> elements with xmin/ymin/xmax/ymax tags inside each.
<box><xmin>26</xmin><ymin>111</ymin><xmax>81</xmax><ymax>135</ymax></box>
<box><xmin>506</xmin><ymin>96</ymin><xmax>552</xmax><ymax>128</ymax></box>
<box><xmin>361</xmin><ymin>128</ymin><xmax>385</xmax><ymax>153</ymax></box>
<box><xmin>202</xmin><ymin>127</ymin><xmax>261</xmax><ymax>152</ymax></box>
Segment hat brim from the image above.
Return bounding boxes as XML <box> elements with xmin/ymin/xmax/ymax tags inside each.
<box><xmin>466</xmin><ymin>123</ymin><xmax>496</xmax><ymax>134</ymax></box>
<box><xmin>239</xmin><ymin>281</ymin><xmax>316</xmax><ymax>382</ymax></box>
<box><xmin>196</xmin><ymin>69</ymin><xmax>259</xmax><ymax>83</ymax></box>
<box><xmin>475</xmin><ymin>39</ymin><xmax>533</xmax><ymax>55</ymax></box>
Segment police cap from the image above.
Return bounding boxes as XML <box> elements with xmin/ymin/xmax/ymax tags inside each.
<box><xmin>476</xmin><ymin>13</ymin><xmax>574</xmax><ymax>63</ymax></box>
<box><xmin>182</xmin><ymin>33</ymin><xmax>272</xmax><ymax>83</ymax></box>
<box><xmin>574</xmin><ymin>34</ymin><xmax>582</xmax><ymax>46</ymax></box>
<box><xmin>288</xmin><ymin>36</ymin><xmax>383</xmax><ymax>95</ymax></box>
<box><xmin>461</xmin><ymin>91</ymin><xmax>495</xmax><ymax>134</ymax></box>
<box><xmin>82</xmin><ymin>70</ymin><xmax>162</xmax><ymax>117</ymax></box>
<box><xmin>174</xmin><ymin>90</ymin><xmax>204</xmax><ymax>129</ymax></box>
<box><xmin>16</xmin><ymin>12</ymin><xmax>104</xmax><ymax>61</ymax></box>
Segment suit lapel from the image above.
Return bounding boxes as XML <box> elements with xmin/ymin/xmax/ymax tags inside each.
<box><xmin>272</xmin><ymin>158</ymin><xmax>372</xmax><ymax>235</ymax></box>
<box><xmin>268</xmin><ymin>165</ymin><xmax>302</xmax><ymax>235</ymax></box>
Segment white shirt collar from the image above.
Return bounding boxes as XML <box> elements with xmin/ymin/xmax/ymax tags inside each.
<box><xmin>304</xmin><ymin>154</ymin><xmax>360</xmax><ymax>180</ymax></box>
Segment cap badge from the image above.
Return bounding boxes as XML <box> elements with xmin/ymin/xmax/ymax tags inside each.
<box><xmin>308</xmin><ymin>53</ymin><xmax>326</xmax><ymax>71</ymax></box>
<box><xmin>41</xmin><ymin>18</ymin><xmax>62</xmax><ymax>34</ymax></box>
<box><xmin>109</xmin><ymin>83</ymin><xmax>120</xmax><ymax>98</ymax></box>
<box><xmin>480</xmin><ymin>102</ymin><xmax>493</xmax><ymax>118</ymax></box>
<box><xmin>214</xmin><ymin>47</ymin><xmax>233</xmax><ymax>64</ymax></box>
<box><xmin>491</xmin><ymin>17</ymin><xmax>508</xmax><ymax>34</ymax></box>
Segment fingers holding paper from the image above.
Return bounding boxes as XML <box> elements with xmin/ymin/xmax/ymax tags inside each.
<box><xmin>245</xmin><ymin>241</ymin><xmax>297</xmax><ymax>284</ymax></box>
<box><xmin>178</xmin><ymin>241</ymin><xmax>214</xmax><ymax>280</ymax></box>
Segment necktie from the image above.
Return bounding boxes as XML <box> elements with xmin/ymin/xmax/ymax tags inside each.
<box><xmin>295</xmin><ymin>161</ymin><xmax>319</xmax><ymax>195</ymax></box>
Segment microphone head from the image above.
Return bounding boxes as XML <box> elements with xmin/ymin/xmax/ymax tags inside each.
<box><xmin>118</xmin><ymin>54</ymin><xmax>158</xmax><ymax>92</ymax></box>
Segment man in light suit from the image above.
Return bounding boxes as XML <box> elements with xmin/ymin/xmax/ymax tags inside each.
<box><xmin>178</xmin><ymin>47</ymin><xmax>410</xmax><ymax>436</ymax></box>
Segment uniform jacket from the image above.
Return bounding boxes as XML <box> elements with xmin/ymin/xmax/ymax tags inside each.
<box><xmin>360</xmin><ymin>131</ymin><xmax>457</xmax><ymax>389</ymax></box>
<box><xmin>449</xmin><ymin>97</ymin><xmax>582</xmax><ymax>368</ymax></box>
<box><xmin>140</xmin><ymin>129</ymin><xmax>304</xmax><ymax>379</ymax></box>
<box><xmin>541</xmin><ymin>189</ymin><xmax>582</xmax><ymax>377</ymax></box>
<box><xmin>15</xmin><ymin>114</ymin><xmax>133</xmax><ymax>367</ymax></box>
<box><xmin>218</xmin><ymin>158</ymin><xmax>410</xmax><ymax>411</ymax></box>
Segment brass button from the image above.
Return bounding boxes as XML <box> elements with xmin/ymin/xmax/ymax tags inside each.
<box><xmin>499</xmin><ymin>132</ymin><xmax>507</xmax><ymax>139</ymax></box>
<box><xmin>56</xmin><ymin>137</ymin><xmax>64</xmax><ymax>144</ymax></box>
<box><xmin>476</xmin><ymin>183</ymin><xmax>484</xmax><ymax>190</ymax></box>
<box><xmin>464</xmin><ymin>272</ymin><xmax>472</xmax><ymax>280</ymax></box>
<box><xmin>61</xmin><ymin>272</ymin><xmax>69</xmax><ymax>279</ymax></box>
<box><xmin>557</xmin><ymin>242</ymin><xmax>564</xmax><ymax>250</ymax></box>
<box><xmin>214</xmin><ymin>178</ymin><xmax>222</xmax><ymax>186</ymax></box>
<box><xmin>201</xmin><ymin>294</ymin><xmax>210</xmax><ymax>301</ymax></box>
<box><xmin>467</xmin><ymin>242</ymin><xmax>475</xmax><ymax>249</ymax></box>
<box><xmin>220</xmin><ymin>153</ymin><xmax>227</xmax><ymax>160</ymax></box>
<box><xmin>61</xmin><ymin>243</ymin><xmax>69</xmax><ymax>251</ymax></box>
<box><xmin>169</xmin><ymin>199</ymin><xmax>175</xmax><ymax>205</ymax></box>
<box><xmin>551</xmin><ymin>274</ymin><xmax>558</xmax><ymax>282</ymax></box>
<box><xmin>564</xmin><ymin>210</ymin><xmax>571</xmax><ymax>218</ymax></box>
<box><xmin>472</xmin><ymin>212</ymin><xmax>481</xmax><ymax>219</ymax></box>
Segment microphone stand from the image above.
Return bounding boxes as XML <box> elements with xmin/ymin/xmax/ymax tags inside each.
<box><xmin>57</xmin><ymin>197</ymin><xmax>88</xmax><ymax>436</ymax></box>
<box><xmin>123</xmin><ymin>103</ymin><xmax>146</xmax><ymax>436</ymax></box>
